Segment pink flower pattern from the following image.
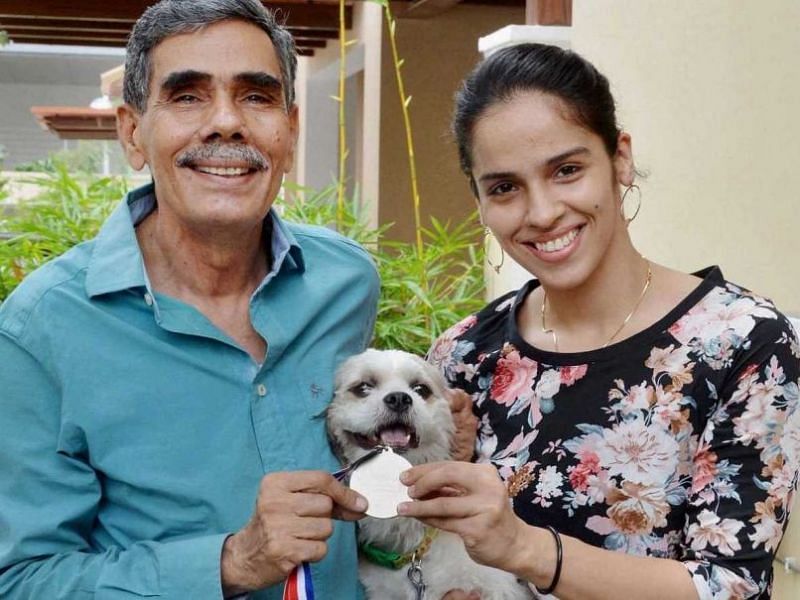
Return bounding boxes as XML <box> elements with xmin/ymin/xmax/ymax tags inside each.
<box><xmin>430</xmin><ymin>268</ymin><xmax>800</xmax><ymax>600</ymax></box>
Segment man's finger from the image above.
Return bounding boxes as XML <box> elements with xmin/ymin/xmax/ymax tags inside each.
<box><xmin>332</xmin><ymin>504</ymin><xmax>368</xmax><ymax>522</ymax></box>
<box><xmin>320</xmin><ymin>476</ymin><xmax>369</xmax><ymax>515</ymax></box>
<box><xmin>291</xmin><ymin>492</ymin><xmax>334</xmax><ymax>517</ymax></box>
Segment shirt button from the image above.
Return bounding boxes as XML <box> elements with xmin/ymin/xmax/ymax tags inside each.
<box><xmin>144</xmin><ymin>293</ymin><xmax>153</xmax><ymax>306</ymax></box>
<box><xmin>256</xmin><ymin>384</ymin><xmax>267</xmax><ymax>397</ymax></box>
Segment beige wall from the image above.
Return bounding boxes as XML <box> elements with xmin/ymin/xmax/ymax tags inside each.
<box><xmin>570</xmin><ymin>1</ymin><xmax>800</xmax><ymax>596</ymax></box>
<box><xmin>378</xmin><ymin>5</ymin><xmax>524</xmax><ymax>241</ymax></box>
<box><xmin>571</xmin><ymin>0</ymin><xmax>800</xmax><ymax>317</ymax></box>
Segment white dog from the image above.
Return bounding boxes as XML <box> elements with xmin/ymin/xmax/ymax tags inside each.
<box><xmin>327</xmin><ymin>349</ymin><xmax>534</xmax><ymax>600</ymax></box>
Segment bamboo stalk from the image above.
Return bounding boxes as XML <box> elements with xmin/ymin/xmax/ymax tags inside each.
<box><xmin>382</xmin><ymin>5</ymin><xmax>424</xmax><ymax>259</ymax></box>
<box><xmin>336</xmin><ymin>0</ymin><xmax>348</xmax><ymax>225</ymax></box>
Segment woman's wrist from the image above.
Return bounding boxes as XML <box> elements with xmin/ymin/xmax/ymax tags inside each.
<box><xmin>507</xmin><ymin>522</ymin><xmax>560</xmax><ymax>589</ymax></box>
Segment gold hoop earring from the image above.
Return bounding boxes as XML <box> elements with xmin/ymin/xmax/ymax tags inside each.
<box><xmin>484</xmin><ymin>227</ymin><xmax>505</xmax><ymax>274</ymax></box>
<box><xmin>621</xmin><ymin>184</ymin><xmax>642</xmax><ymax>225</ymax></box>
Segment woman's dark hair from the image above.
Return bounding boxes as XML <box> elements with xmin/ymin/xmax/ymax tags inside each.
<box><xmin>453</xmin><ymin>43</ymin><xmax>620</xmax><ymax>179</ymax></box>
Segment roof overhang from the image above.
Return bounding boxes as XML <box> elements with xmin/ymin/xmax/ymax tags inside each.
<box><xmin>30</xmin><ymin>106</ymin><xmax>117</xmax><ymax>140</ymax></box>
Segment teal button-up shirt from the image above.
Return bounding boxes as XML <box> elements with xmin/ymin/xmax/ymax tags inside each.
<box><xmin>0</xmin><ymin>184</ymin><xmax>378</xmax><ymax>599</ymax></box>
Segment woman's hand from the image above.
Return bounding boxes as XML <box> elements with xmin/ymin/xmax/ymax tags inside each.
<box><xmin>447</xmin><ymin>389</ymin><xmax>478</xmax><ymax>461</ymax></box>
<box><xmin>398</xmin><ymin>461</ymin><xmax>533</xmax><ymax>575</ymax></box>
<box><xmin>442</xmin><ymin>590</ymin><xmax>481</xmax><ymax>600</ymax></box>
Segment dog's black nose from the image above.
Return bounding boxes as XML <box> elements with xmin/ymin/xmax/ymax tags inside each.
<box><xmin>383</xmin><ymin>391</ymin><xmax>412</xmax><ymax>412</ymax></box>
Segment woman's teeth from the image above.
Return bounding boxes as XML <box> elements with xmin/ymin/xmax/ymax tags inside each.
<box><xmin>195</xmin><ymin>166</ymin><xmax>251</xmax><ymax>176</ymax></box>
<box><xmin>534</xmin><ymin>228</ymin><xmax>580</xmax><ymax>253</ymax></box>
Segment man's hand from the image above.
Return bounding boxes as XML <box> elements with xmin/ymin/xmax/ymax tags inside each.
<box><xmin>447</xmin><ymin>389</ymin><xmax>478</xmax><ymax>462</ymax></box>
<box><xmin>220</xmin><ymin>471</ymin><xmax>367</xmax><ymax>596</ymax></box>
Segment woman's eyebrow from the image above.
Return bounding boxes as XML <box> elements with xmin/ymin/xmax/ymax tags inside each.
<box><xmin>545</xmin><ymin>146</ymin><xmax>590</xmax><ymax>168</ymax></box>
<box><xmin>477</xmin><ymin>171</ymin><xmax>516</xmax><ymax>183</ymax></box>
<box><xmin>477</xmin><ymin>147</ymin><xmax>591</xmax><ymax>183</ymax></box>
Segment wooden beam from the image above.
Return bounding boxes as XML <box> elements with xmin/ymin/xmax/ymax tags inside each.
<box><xmin>0</xmin><ymin>2</ymin><xmax>352</xmax><ymax>29</ymax></box>
<box><xmin>395</xmin><ymin>0</ymin><xmax>463</xmax><ymax>19</ymax></box>
<box><xmin>293</xmin><ymin>38</ymin><xmax>326</xmax><ymax>49</ymax></box>
<box><xmin>0</xmin><ymin>21</ymin><xmax>131</xmax><ymax>34</ymax></box>
<box><xmin>0</xmin><ymin>17</ymin><xmax>340</xmax><ymax>39</ymax></box>
<box><xmin>7</xmin><ymin>33</ymin><xmax>321</xmax><ymax>54</ymax></box>
<box><xmin>6</xmin><ymin>30</ymin><xmax>128</xmax><ymax>45</ymax></box>
<box><xmin>57</xmin><ymin>130</ymin><xmax>118</xmax><ymax>140</ymax></box>
<box><xmin>525</xmin><ymin>0</ymin><xmax>571</xmax><ymax>26</ymax></box>
<box><xmin>8</xmin><ymin>36</ymin><xmax>128</xmax><ymax>47</ymax></box>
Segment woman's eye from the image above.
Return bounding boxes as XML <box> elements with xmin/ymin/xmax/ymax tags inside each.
<box><xmin>488</xmin><ymin>182</ymin><xmax>516</xmax><ymax>196</ymax></box>
<box><xmin>555</xmin><ymin>164</ymin><xmax>581</xmax><ymax>179</ymax></box>
<box><xmin>411</xmin><ymin>383</ymin><xmax>432</xmax><ymax>399</ymax></box>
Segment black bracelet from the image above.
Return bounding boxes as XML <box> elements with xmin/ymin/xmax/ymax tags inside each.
<box><xmin>536</xmin><ymin>525</ymin><xmax>563</xmax><ymax>595</ymax></box>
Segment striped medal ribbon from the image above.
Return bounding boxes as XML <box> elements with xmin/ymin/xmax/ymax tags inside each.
<box><xmin>282</xmin><ymin>561</ymin><xmax>314</xmax><ymax>600</ymax></box>
<box><xmin>283</xmin><ymin>447</ymin><xmax>387</xmax><ymax>599</ymax></box>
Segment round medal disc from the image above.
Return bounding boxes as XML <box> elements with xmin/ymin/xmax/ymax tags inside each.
<box><xmin>349</xmin><ymin>449</ymin><xmax>412</xmax><ymax>519</ymax></box>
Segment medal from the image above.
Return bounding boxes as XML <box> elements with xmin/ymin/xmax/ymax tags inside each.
<box><xmin>349</xmin><ymin>447</ymin><xmax>412</xmax><ymax>519</ymax></box>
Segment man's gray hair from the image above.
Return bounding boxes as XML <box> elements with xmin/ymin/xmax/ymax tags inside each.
<box><xmin>123</xmin><ymin>0</ymin><xmax>297</xmax><ymax>113</ymax></box>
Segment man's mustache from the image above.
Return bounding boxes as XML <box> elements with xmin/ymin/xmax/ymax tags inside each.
<box><xmin>176</xmin><ymin>143</ymin><xmax>268</xmax><ymax>170</ymax></box>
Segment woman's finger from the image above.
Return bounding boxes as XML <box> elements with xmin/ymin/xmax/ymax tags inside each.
<box><xmin>403</xmin><ymin>462</ymin><xmax>498</xmax><ymax>499</ymax></box>
<box><xmin>397</xmin><ymin>494</ymin><xmax>475</xmax><ymax>519</ymax></box>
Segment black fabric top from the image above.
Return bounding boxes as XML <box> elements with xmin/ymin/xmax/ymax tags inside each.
<box><xmin>429</xmin><ymin>267</ymin><xmax>800</xmax><ymax>599</ymax></box>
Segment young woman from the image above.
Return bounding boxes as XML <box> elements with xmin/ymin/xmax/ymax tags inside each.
<box><xmin>398</xmin><ymin>44</ymin><xmax>800</xmax><ymax>599</ymax></box>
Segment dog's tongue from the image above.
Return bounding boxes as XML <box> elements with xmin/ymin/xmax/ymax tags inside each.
<box><xmin>379</xmin><ymin>427</ymin><xmax>411</xmax><ymax>447</ymax></box>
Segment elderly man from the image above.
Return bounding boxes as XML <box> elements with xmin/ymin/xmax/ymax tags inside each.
<box><xmin>0</xmin><ymin>1</ymin><xmax>377</xmax><ymax>598</ymax></box>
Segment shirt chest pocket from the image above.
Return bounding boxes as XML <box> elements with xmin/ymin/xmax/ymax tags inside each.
<box><xmin>292</xmin><ymin>378</ymin><xmax>341</xmax><ymax>472</ymax></box>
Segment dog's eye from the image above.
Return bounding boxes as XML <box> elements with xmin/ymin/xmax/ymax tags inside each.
<box><xmin>411</xmin><ymin>383</ymin><xmax>432</xmax><ymax>399</ymax></box>
<box><xmin>350</xmin><ymin>382</ymin><xmax>373</xmax><ymax>398</ymax></box>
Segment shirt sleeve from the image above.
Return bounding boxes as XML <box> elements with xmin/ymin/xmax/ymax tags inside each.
<box><xmin>0</xmin><ymin>331</ymin><xmax>230</xmax><ymax>599</ymax></box>
<box><xmin>681</xmin><ymin>315</ymin><xmax>800</xmax><ymax>599</ymax></box>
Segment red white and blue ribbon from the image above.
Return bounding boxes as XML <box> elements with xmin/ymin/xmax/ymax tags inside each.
<box><xmin>282</xmin><ymin>561</ymin><xmax>314</xmax><ymax>600</ymax></box>
<box><xmin>282</xmin><ymin>457</ymin><xmax>371</xmax><ymax>599</ymax></box>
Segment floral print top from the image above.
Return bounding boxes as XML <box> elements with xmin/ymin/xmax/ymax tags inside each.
<box><xmin>428</xmin><ymin>267</ymin><xmax>800</xmax><ymax>599</ymax></box>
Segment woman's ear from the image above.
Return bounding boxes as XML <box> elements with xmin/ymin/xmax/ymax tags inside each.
<box><xmin>613</xmin><ymin>132</ymin><xmax>634</xmax><ymax>187</ymax></box>
<box><xmin>116</xmin><ymin>104</ymin><xmax>147</xmax><ymax>171</ymax></box>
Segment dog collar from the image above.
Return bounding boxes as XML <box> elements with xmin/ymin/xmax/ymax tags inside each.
<box><xmin>359</xmin><ymin>527</ymin><xmax>439</xmax><ymax>570</ymax></box>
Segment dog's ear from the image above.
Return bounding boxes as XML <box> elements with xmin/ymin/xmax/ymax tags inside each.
<box><xmin>420</xmin><ymin>358</ymin><xmax>449</xmax><ymax>397</ymax></box>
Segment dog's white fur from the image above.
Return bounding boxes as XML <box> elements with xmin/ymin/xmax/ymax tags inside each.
<box><xmin>327</xmin><ymin>349</ymin><xmax>534</xmax><ymax>600</ymax></box>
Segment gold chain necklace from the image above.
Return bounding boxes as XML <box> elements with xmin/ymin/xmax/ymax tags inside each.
<box><xmin>540</xmin><ymin>260</ymin><xmax>653</xmax><ymax>352</ymax></box>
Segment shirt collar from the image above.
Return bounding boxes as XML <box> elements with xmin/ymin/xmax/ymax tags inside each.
<box><xmin>85</xmin><ymin>182</ymin><xmax>305</xmax><ymax>298</ymax></box>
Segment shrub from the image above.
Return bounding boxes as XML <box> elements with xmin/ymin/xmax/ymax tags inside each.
<box><xmin>0</xmin><ymin>170</ymin><xmax>484</xmax><ymax>355</ymax></box>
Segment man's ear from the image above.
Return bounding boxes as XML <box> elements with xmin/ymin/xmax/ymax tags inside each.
<box><xmin>116</xmin><ymin>104</ymin><xmax>147</xmax><ymax>171</ymax></box>
<box><xmin>283</xmin><ymin>103</ymin><xmax>300</xmax><ymax>174</ymax></box>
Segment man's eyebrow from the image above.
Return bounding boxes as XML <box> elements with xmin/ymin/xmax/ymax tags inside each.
<box><xmin>159</xmin><ymin>70</ymin><xmax>211</xmax><ymax>94</ymax></box>
<box><xmin>233</xmin><ymin>71</ymin><xmax>283</xmax><ymax>93</ymax></box>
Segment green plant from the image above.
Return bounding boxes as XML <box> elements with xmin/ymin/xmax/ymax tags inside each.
<box><xmin>15</xmin><ymin>141</ymin><xmax>131</xmax><ymax>175</ymax></box>
<box><xmin>0</xmin><ymin>162</ymin><xmax>126</xmax><ymax>301</ymax></box>
<box><xmin>279</xmin><ymin>184</ymin><xmax>485</xmax><ymax>355</ymax></box>
<box><xmin>0</xmin><ymin>170</ymin><xmax>483</xmax><ymax>354</ymax></box>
